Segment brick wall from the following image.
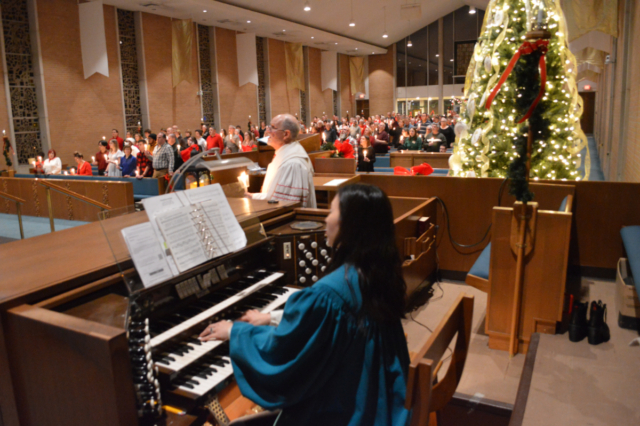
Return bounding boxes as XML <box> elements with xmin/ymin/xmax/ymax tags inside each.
<box><xmin>307</xmin><ymin>47</ymin><xmax>332</xmax><ymax>120</ymax></box>
<box><xmin>339</xmin><ymin>54</ymin><xmax>351</xmax><ymax>117</ymax></box>
<box><xmin>368</xmin><ymin>46</ymin><xmax>395</xmax><ymax>116</ymax></box>
<box><xmin>141</xmin><ymin>13</ymin><xmax>201</xmax><ymax>134</ymax></box>
<box><xmin>36</xmin><ymin>0</ymin><xmax>124</xmax><ymax>167</ymax></box>
<box><xmin>268</xmin><ymin>39</ymin><xmax>300</xmax><ymax>118</ymax></box>
<box><xmin>215</xmin><ymin>28</ymin><xmax>258</xmax><ymax>131</ymax></box>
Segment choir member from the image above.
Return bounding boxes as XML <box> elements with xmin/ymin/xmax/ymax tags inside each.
<box><xmin>72</xmin><ymin>151</ymin><xmax>92</xmax><ymax>175</ymax></box>
<box><xmin>42</xmin><ymin>149</ymin><xmax>62</xmax><ymax>174</ymax></box>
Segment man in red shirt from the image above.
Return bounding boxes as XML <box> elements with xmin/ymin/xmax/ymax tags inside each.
<box><xmin>206</xmin><ymin>126</ymin><xmax>224</xmax><ymax>153</ymax></box>
<box><xmin>112</xmin><ymin>129</ymin><xmax>125</xmax><ymax>150</ymax></box>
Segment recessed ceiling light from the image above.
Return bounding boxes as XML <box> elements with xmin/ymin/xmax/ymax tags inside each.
<box><xmin>311</xmin><ymin>36</ymin><xmax>314</xmax><ymax>39</ymax></box>
<box><xmin>203</xmin><ymin>10</ymin><xmax>207</xmax><ymax>12</ymax></box>
<box><xmin>382</xmin><ymin>33</ymin><xmax>388</xmax><ymax>38</ymax></box>
<box><xmin>335</xmin><ymin>42</ymin><xmax>338</xmax><ymax>45</ymax></box>
<box><xmin>435</xmin><ymin>54</ymin><xmax>439</xmax><ymax>57</ymax></box>
<box><xmin>355</xmin><ymin>48</ymin><xmax>358</xmax><ymax>50</ymax></box>
<box><xmin>349</xmin><ymin>21</ymin><xmax>355</xmax><ymax>27</ymax></box>
<box><xmin>469</xmin><ymin>6</ymin><xmax>477</xmax><ymax>14</ymax></box>
<box><xmin>450</xmin><ymin>59</ymin><xmax>454</xmax><ymax>61</ymax></box>
<box><xmin>247</xmin><ymin>20</ymin><xmax>251</xmax><ymax>23</ymax></box>
<box><xmin>304</xmin><ymin>1</ymin><xmax>311</xmax><ymax>11</ymax></box>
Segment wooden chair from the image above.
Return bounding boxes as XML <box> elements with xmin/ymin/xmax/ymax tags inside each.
<box><xmin>405</xmin><ymin>293</ymin><xmax>474</xmax><ymax>426</ymax></box>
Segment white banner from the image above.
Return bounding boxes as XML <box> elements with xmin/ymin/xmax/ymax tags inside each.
<box><xmin>236</xmin><ymin>33</ymin><xmax>258</xmax><ymax>87</ymax></box>
<box><xmin>321</xmin><ymin>51</ymin><xmax>337</xmax><ymax>92</ymax></box>
<box><xmin>79</xmin><ymin>1</ymin><xmax>109</xmax><ymax>79</ymax></box>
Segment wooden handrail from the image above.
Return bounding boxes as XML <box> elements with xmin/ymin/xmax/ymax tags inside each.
<box><xmin>36</xmin><ymin>179</ymin><xmax>112</xmax><ymax>210</ymax></box>
<box><xmin>0</xmin><ymin>190</ymin><xmax>25</xmax><ymax>204</ymax></box>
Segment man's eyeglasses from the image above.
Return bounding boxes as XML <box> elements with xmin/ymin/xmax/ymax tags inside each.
<box><xmin>266</xmin><ymin>125</ymin><xmax>284</xmax><ymax>132</ymax></box>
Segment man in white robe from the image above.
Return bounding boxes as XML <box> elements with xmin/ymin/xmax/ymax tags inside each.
<box><xmin>247</xmin><ymin>114</ymin><xmax>317</xmax><ymax>208</ymax></box>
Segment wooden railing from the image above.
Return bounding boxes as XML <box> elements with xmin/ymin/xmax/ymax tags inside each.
<box><xmin>36</xmin><ymin>179</ymin><xmax>112</xmax><ymax>232</ymax></box>
<box><xmin>0</xmin><ymin>190</ymin><xmax>26</xmax><ymax>239</ymax></box>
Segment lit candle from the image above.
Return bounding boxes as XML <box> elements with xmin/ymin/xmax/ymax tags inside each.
<box><xmin>135</xmin><ymin>169</ymin><xmax>140</xmax><ymax>177</ymax></box>
<box><xmin>32</xmin><ymin>160</ymin><xmax>36</xmax><ymax>167</ymax></box>
<box><xmin>2</xmin><ymin>130</ymin><xmax>5</xmax><ymax>135</ymax></box>
<box><xmin>91</xmin><ymin>156</ymin><xmax>95</xmax><ymax>162</ymax></box>
<box><xmin>144</xmin><ymin>144</ymin><xmax>148</xmax><ymax>152</ymax></box>
<box><xmin>38</xmin><ymin>156</ymin><xmax>42</xmax><ymax>162</ymax></box>
<box><xmin>238</xmin><ymin>171</ymin><xmax>249</xmax><ymax>189</ymax></box>
<box><xmin>70</xmin><ymin>168</ymin><xmax>76</xmax><ymax>174</ymax></box>
<box><xmin>137</xmin><ymin>121</ymin><xmax>141</xmax><ymax>126</ymax></box>
<box><xmin>63</xmin><ymin>171</ymin><xmax>68</xmax><ymax>175</ymax></box>
<box><xmin>102</xmin><ymin>136</ymin><xmax>106</xmax><ymax>140</ymax></box>
<box><xmin>363</xmin><ymin>149</ymin><xmax>367</xmax><ymax>157</ymax></box>
<box><xmin>322</xmin><ymin>132</ymin><xmax>326</xmax><ymax>142</ymax></box>
<box><xmin>177</xmin><ymin>144</ymin><xmax>181</xmax><ymax>150</ymax></box>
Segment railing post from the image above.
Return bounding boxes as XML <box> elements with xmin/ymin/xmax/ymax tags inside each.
<box><xmin>46</xmin><ymin>187</ymin><xmax>55</xmax><ymax>232</ymax></box>
<box><xmin>16</xmin><ymin>202</ymin><xmax>24</xmax><ymax>239</ymax></box>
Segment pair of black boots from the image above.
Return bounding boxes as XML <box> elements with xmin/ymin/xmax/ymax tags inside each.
<box><xmin>568</xmin><ymin>300</ymin><xmax>611</xmax><ymax>345</ymax></box>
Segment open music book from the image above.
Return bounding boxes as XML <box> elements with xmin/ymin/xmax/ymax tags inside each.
<box><xmin>121</xmin><ymin>184</ymin><xmax>247</xmax><ymax>288</ymax></box>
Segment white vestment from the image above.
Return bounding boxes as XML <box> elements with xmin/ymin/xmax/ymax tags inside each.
<box><xmin>251</xmin><ymin>141</ymin><xmax>317</xmax><ymax>208</ymax></box>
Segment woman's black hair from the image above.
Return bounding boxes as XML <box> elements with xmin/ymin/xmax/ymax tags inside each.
<box><xmin>326</xmin><ymin>184</ymin><xmax>406</xmax><ymax>322</ymax></box>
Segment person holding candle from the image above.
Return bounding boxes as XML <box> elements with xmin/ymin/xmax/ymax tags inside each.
<box><xmin>401</xmin><ymin>128</ymin><xmax>423</xmax><ymax>151</ymax></box>
<box><xmin>111</xmin><ymin>129</ymin><xmax>124</xmax><ymax>150</ymax></box>
<box><xmin>424</xmin><ymin>124</ymin><xmax>447</xmax><ymax>152</ymax></box>
<box><xmin>357</xmin><ymin>135</ymin><xmax>376</xmax><ymax>172</ymax></box>
<box><xmin>194</xmin><ymin>129</ymin><xmax>207</xmax><ymax>152</ymax></box>
<box><xmin>181</xmin><ymin>136</ymin><xmax>201</xmax><ymax>162</ymax></box>
<box><xmin>136</xmin><ymin>136</ymin><xmax>153</xmax><ymax>178</ymax></box>
<box><xmin>224</xmin><ymin>126</ymin><xmax>241</xmax><ymax>153</ymax></box>
<box><xmin>200</xmin><ymin>184</ymin><xmax>411</xmax><ymax>426</ymax></box>
<box><xmin>241</xmin><ymin>131</ymin><xmax>257</xmax><ymax>152</ymax></box>
<box><xmin>119</xmin><ymin>144</ymin><xmax>137</xmax><ymax>177</ymax></box>
<box><xmin>105</xmin><ymin>139</ymin><xmax>123</xmax><ymax>177</ymax></box>
<box><xmin>93</xmin><ymin>141</ymin><xmax>109</xmax><ymax>175</ymax></box>
<box><xmin>42</xmin><ymin>149</ymin><xmax>62</xmax><ymax>174</ymax></box>
<box><xmin>71</xmin><ymin>151</ymin><xmax>92</xmax><ymax>176</ymax></box>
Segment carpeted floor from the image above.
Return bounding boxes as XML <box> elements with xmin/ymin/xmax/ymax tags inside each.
<box><xmin>0</xmin><ymin>213</ymin><xmax>89</xmax><ymax>242</ymax></box>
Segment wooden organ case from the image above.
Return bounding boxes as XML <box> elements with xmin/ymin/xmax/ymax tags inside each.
<box><xmin>2</xmin><ymin>196</ymin><xmax>437</xmax><ymax>426</ymax></box>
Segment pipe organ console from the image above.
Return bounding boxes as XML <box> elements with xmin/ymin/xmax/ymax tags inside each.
<box><xmin>2</xmin><ymin>197</ymin><xmax>437</xmax><ymax>426</ymax></box>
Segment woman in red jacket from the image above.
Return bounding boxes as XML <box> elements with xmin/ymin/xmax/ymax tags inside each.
<box><xmin>72</xmin><ymin>151</ymin><xmax>92</xmax><ymax>175</ymax></box>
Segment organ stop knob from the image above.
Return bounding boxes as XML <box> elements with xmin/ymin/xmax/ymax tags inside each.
<box><xmin>298</xmin><ymin>243</ymin><xmax>305</xmax><ymax>250</ymax></box>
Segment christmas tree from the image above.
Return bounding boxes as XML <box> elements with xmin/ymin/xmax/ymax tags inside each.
<box><xmin>450</xmin><ymin>0</ymin><xmax>590</xmax><ymax>181</ymax></box>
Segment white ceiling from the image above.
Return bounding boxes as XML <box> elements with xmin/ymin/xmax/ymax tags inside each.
<box><xmin>103</xmin><ymin>0</ymin><xmax>489</xmax><ymax>55</ymax></box>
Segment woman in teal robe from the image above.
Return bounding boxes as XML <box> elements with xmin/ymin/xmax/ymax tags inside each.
<box><xmin>201</xmin><ymin>184</ymin><xmax>412</xmax><ymax>426</ymax></box>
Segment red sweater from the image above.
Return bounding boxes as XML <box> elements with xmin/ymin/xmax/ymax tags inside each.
<box><xmin>76</xmin><ymin>161</ymin><xmax>92</xmax><ymax>175</ymax></box>
<box><xmin>206</xmin><ymin>134</ymin><xmax>224</xmax><ymax>152</ymax></box>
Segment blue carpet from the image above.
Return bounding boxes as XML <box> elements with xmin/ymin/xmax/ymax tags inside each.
<box><xmin>580</xmin><ymin>135</ymin><xmax>605</xmax><ymax>181</ymax></box>
<box><xmin>0</xmin><ymin>213</ymin><xmax>89</xmax><ymax>240</ymax></box>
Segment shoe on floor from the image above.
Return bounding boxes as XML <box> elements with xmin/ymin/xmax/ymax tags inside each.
<box><xmin>568</xmin><ymin>301</ymin><xmax>588</xmax><ymax>342</ymax></box>
<box><xmin>588</xmin><ymin>300</ymin><xmax>611</xmax><ymax>345</ymax></box>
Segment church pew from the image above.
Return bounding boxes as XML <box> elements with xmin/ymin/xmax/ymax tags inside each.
<box><xmin>390</xmin><ymin>151</ymin><xmax>452</xmax><ymax>169</ymax></box>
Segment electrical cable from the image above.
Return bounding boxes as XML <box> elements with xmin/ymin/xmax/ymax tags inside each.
<box><xmin>434</xmin><ymin>176</ymin><xmax>509</xmax><ymax>249</ymax></box>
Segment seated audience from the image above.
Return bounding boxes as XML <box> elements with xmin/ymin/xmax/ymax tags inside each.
<box><xmin>43</xmin><ymin>149</ymin><xmax>62</xmax><ymax>174</ymax></box>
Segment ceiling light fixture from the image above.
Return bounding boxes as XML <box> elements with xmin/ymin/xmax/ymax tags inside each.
<box><xmin>335</xmin><ymin>42</ymin><xmax>338</xmax><ymax>45</ymax></box>
<box><xmin>435</xmin><ymin>54</ymin><xmax>439</xmax><ymax>57</ymax></box>
<box><xmin>311</xmin><ymin>36</ymin><xmax>314</xmax><ymax>39</ymax></box>
<box><xmin>382</xmin><ymin>6</ymin><xmax>388</xmax><ymax>38</ymax></box>
<box><xmin>407</xmin><ymin>36</ymin><xmax>412</xmax><ymax>47</ymax></box>
<box><xmin>349</xmin><ymin>0</ymin><xmax>356</xmax><ymax>26</ymax></box>
<box><xmin>247</xmin><ymin>20</ymin><xmax>251</xmax><ymax>23</ymax></box>
<box><xmin>469</xmin><ymin>6</ymin><xmax>476</xmax><ymax>14</ymax></box>
<box><xmin>304</xmin><ymin>1</ymin><xmax>311</xmax><ymax>12</ymax></box>
<box><xmin>203</xmin><ymin>10</ymin><xmax>207</xmax><ymax>12</ymax></box>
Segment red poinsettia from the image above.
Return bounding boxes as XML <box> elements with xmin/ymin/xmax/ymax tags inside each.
<box><xmin>333</xmin><ymin>141</ymin><xmax>355</xmax><ymax>159</ymax></box>
<box><xmin>393</xmin><ymin>162</ymin><xmax>434</xmax><ymax>176</ymax></box>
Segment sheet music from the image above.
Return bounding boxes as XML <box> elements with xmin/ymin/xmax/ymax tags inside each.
<box><xmin>140</xmin><ymin>193</ymin><xmax>184</xmax><ymax>276</ymax></box>
<box><xmin>155</xmin><ymin>206</ymin><xmax>209</xmax><ymax>272</ymax></box>
<box><xmin>121</xmin><ymin>222</ymin><xmax>173</xmax><ymax>288</ymax></box>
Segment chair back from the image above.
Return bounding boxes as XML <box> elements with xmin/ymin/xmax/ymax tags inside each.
<box><xmin>405</xmin><ymin>293</ymin><xmax>474</xmax><ymax>426</ymax></box>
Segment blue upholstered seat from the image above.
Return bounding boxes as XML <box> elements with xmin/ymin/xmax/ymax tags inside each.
<box><xmin>621</xmin><ymin>226</ymin><xmax>640</xmax><ymax>296</ymax></box>
<box><xmin>559</xmin><ymin>195</ymin><xmax>569</xmax><ymax>212</ymax></box>
<box><xmin>469</xmin><ymin>242</ymin><xmax>491</xmax><ymax>280</ymax></box>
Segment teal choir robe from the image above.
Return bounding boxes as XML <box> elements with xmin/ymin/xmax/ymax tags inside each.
<box><xmin>229</xmin><ymin>265</ymin><xmax>412</xmax><ymax>426</ymax></box>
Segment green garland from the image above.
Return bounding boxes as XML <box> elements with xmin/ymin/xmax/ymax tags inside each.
<box><xmin>2</xmin><ymin>136</ymin><xmax>12</xmax><ymax>168</ymax></box>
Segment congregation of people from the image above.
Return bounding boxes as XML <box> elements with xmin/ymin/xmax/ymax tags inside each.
<box><xmin>30</xmin><ymin>110</ymin><xmax>459</xmax><ymax>178</ymax></box>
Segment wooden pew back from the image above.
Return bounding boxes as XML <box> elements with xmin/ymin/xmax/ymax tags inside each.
<box><xmin>405</xmin><ymin>293</ymin><xmax>474</xmax><ymax>425</ymax></box>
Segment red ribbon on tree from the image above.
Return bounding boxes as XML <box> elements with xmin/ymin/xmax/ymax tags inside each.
<box><xmin>484</xmin><ymin>39</ymin><xmax>549</xmax><ymax>123</ymax></box>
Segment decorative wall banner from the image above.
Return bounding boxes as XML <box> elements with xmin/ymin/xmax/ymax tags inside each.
<box><xmin>79</xmin><ymin>0</ymin><xmax>109</xmax><ymax>79</ymax></box>
<box><xmin>172</xmin><ymin>19</ymin><xmax>194</xmax><ymax>88</ymax></box>
<box><xmin>562</xmin><ymin>0</ymin><xmax>618</xmax><ymax>42</ymax></box>
<box><xmin>284</xmin><ymin>42</ymin><xmax>304</xmax><ymax>92</ymax></box>
<box><xmin>236</xmin><ymin>33</ymin><xmax>258</xmax><ymax>87</ymax></box>
<box><xmin>349</xmin><ymin>56</ymin><xmax>365</xmax><ymax>96</ymax></box>
<box><xmin>574</xmin><ymin>46</ymin><xmax>606</xmax><ymax>68</ymax></box>
<box><xmin>321</xmin><ymin>51</ymin><xmax>338</xmax><ymax>91</ymax></box>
